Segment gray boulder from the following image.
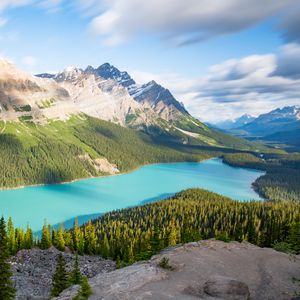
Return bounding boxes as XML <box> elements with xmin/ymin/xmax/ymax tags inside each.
<box><xmin>204</xmin><ymin>275</ymin><xmax>250</xmax><ymax>300</ymax></box>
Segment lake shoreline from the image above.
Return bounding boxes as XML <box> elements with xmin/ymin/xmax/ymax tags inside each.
<box><xmin>0</xmin><ymin>156</ymin><xmax>215</xmax><ymax>191</ymax></box>
<box><xmin>1</xmin><ymin>158</ymin><xmax>264</xmax><ymax>230</ymax></box>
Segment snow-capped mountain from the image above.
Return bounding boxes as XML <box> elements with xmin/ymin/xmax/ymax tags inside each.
<box><xmin>0</xmin><ymin>58</ymin><xmax>266</xmax><ymax>150</ymax></box>
<box><xmin>211</xmin><ymin>114</ymin><xmax>255</xmax><ymax>130</ymax></box>
<box><xmin>85</xmin><ymin>63</ymin><xmax>136</xmax><ymax>88</ymax></box>
<box><xmin>1</xmin><ymin>59</ymin><xmax>191</xmax><ymax>128</ymax></box>
<box><xmin>129</xmin><ymin>80</ymin><xmax>188</xmax><ymax>121</ymax></box>
<box><xmin>235</xmin><ymin>106</ymin><xmax>300</xmax><ymax>137</ymax></box>
<box><xmin>83</xmin><ymin>63</ymin><xmax>188</xmax><ymax>120</ymax></box>
<box><xmin>36</xmin><ymin>63</ymin><xmax>190</xmax><ymax>124</ymax></box>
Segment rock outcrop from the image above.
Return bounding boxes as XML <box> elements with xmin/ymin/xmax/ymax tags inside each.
<box><xmin>10</xmin><ymin>247</ymin><xmax>115</xmax><ymax>300</ymax></box>
<box><xmin>55</xmin><ymin>240</ymin><xmax>300</xmax><ymax>300</ymax></box>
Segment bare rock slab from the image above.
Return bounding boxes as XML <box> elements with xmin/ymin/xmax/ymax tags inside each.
<box><xmin>204</xmin><ymin>275</ymin><xmax>250</xmax><ymax>300</ymax></box>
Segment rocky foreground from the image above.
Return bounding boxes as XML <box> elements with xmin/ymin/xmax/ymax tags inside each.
<box><xmin>10</xmin><ymin>247</ymin><xmax>115</xmax><ymax>300</ymax></box>
<box><xmin>11</xmin><ymin>240</ymin><xmax>300</xmax><ymax>300</ymax></box>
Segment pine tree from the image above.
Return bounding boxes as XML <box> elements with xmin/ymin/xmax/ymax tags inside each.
<box><xmin>84</xmin><ymin>221</ymin><xmax>97</xmax><ymax>254</ymax></box>
<box><xmin>168</xmin><ymin>221</ymin><xmax>177</xmax><ymax>246</ymax></box>
<box><xmin>150</xmin><ymin>227</ymin><xmax>161</xmax><ymax>254</ymax></box>
<box><xmin>0</xmin><ymin>217</ymin><xmax>16</xmax><ymax>300</ymax></box>
<box><xmin>73</xmin><ymin>276</ymin><xmax>92</xmax><ymax>300</ymax></box>
<box><xmin>7</xmin><ymin>217</ymin><xmax>16</xmax><ymax>255</ymax></box>
<box><xmin>24</xmin><ymin>224</ymin><xmax>33</xmax><ymax>249</ymax></box>
<box><xmin>51</xmin><ymin>254</ymin><xmax>69</xmax><ymax>297</ymax></box>
<box><xmin>70</xmin><ymin>254</ymin><xmax>82</xmax><ymax>285</ymax></box>
<box><xmin>100</xmin><ymin>234</ymin><xmax>110</xmax><ymax>259</ymax></box>
<box><xmin>40</xmin><ymin>220</ymin><xmax>52</xmax><ymax>249</ymax></box>
<box><xmin>288</xmin><ymin>222</ymin><xmax>300</xmax><ymax>254</ymax></box>
<box><xmin>55</xmin><ymin>224</ymin><xmax>66</xmax><ymax>251</ymax></box>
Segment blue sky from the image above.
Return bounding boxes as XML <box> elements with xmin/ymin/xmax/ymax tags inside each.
<box><xmin>0</xmin><ymin>0</ymin><xmax>299</xmax><ymax>121</ymax></box>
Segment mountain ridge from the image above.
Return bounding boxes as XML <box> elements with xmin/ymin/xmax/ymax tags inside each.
<box><xmin>210</xmin><ymin>114</ymin><xmax>255</xmax><ymax>130</ymax></box>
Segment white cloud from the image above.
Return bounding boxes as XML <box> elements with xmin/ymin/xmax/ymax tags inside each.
<box><xmin>88</xmin><ymin>0</ymin><xmax>295</xmax><ymax>46</ymax></box>
<box><xmin>190</xmin><ymin>46</ymin><xmax>300</xmax><ymax>122</ymax></box>
<box><xmin>22</xmin><ymin>55</ymin><xmax>37</xmax><ymax>67</ymax></box>
<box><xmin>0</xmin><ymin>0</ymin><xmax>33</xmax><ymax>11</ymax></box>
<box><xmin>131</xmin><ymin>44</ymin><xmax>300</xmax><ymax>122</ymax></box>
<box><xmin>0</xmin><ymin>16</ymin><xmax>7</xmax><ymax>26</ymax></box>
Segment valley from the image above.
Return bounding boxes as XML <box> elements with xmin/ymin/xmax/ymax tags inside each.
<box><xmin>1</xmin><ymin>3</ymin><xmax>300</xmax><ymax>300</ymax></box>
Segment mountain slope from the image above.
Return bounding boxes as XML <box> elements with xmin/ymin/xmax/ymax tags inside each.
<box><xmin>34</xmin><ymin>62</ymin><xmax>270</xmax><ymax>151</ymax></box>
<box><xmin>264</xmin><ymin>128</ymin><xmax>300</xmax><ymax>148</ymax></box>
<box><xmin>0</xmin><ymin>115</ymin><xmax>207</xmax><ymax>188</ymax></box>
<box><xmin>0</xmin><ymin>58</ymin><xmax>71</xmax><ymax>121</ymax></box>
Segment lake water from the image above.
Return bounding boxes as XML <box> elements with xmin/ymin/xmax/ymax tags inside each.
<box><xmin>0</xmin><ymin>158</ymin><xmax>264</xmax><ymax>231</ymax></box>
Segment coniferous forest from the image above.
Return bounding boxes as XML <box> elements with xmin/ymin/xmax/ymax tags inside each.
<box><xmin>1</xmin><ymin>189</ymin><xmax>299</xmax><ymax>267</ymax></box>
<box><xmin>223</xmin><ymin>153</ymin><xmax>300</xmax><ymax>201</ymax></box>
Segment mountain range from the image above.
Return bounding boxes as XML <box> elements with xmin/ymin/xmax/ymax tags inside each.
<box><xmin>210</xmin><ymin>114</ymin><xmax>255</xmax><ymax>130</ymax></box>
<box><xmin>212</xmin><ymin>106</ymin><xmax>300</xmax><ymax>149</ymax></box>
<box><xmin>0</xmin><ymin>58</ymin><xmax>263</xmax><ymax>151</ymax></box>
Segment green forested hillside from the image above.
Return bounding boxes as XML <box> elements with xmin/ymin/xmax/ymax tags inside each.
<box><xmin>0</xmin><ymin>115</ymin><xmax>211</xmax><ymax>188</ymax></box>
<box><xmin>0</xmin><ymin>113</ymin><xmax>296</xmax><ymax>200</ymax></box>
<box><xmin>223</xmin><ymin>153</ymin><xmax>300</xmax><ymax>201</ymax></box>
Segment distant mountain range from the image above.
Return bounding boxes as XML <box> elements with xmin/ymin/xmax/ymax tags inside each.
<box><xmin>211</xmin><ymin>114</ymin><xmax>255</xmax><ymax>130</ymax></box>
<box><xmin>212</xmin><ymin>106</ymin><xmax>300</xmax><ymax>149</ymax></box>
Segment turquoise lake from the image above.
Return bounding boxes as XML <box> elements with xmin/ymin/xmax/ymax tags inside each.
<box><xmin>0</xmin><ymin>158</ymin><xmax>264</xmax><ymax>231</ymax></box>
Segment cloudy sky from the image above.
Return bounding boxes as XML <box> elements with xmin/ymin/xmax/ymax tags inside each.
<box><xmin>0</xmin><ymin>0</ymin><xmax>299</xmax><ymax>122</ymax></box>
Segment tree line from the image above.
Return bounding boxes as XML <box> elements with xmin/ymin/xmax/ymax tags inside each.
<box><xmin>223</xmin><ymin>152</ymin><xmax>300</xmax><ymax>202</ymax></box>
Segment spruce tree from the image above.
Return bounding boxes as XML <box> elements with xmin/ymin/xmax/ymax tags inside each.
<box><xmin>73</xmin><ymin>276</ymin><xmax>92</xmax><ymax>300</ymax></box>
<box><xmin>70</xmin><ymin>254</ymin><xmax>82</xmax><ymax>285</ymax></box>
<box><xmin>55</xmin><ymin>224</ymin><xmax>66</xmax><ymax>251</ymax></box>
<box><xmin>168</xmin><ymin>221</ymin><xmax>177</xmax><ymax>246</ymax></box>
<box><xmin>101</xmin><ymin>234</ymin><xmax>110</xmax><ymax>259</ymax></box>
<box><xmin>0</xmin><ymin>217</ymin><xmax>16</xmax><ymax>300</ymax></box>
<box><xmin>288</xmin><ymin>222</ymin><xmax>300</xmax><ymax>254</ymax></box>
<box><xmin>40</xmin><ymin>220</ymin><xmax>52</xmax><ymax>249</ymax></box>
<box><xmin>84</xmin><ymin>221</ymin><xmax>97</xmax><ymax>254</ymax></box>
<box><xmin>51</xmin><ymin>254</ymin><xmax>69</xmax><ymax>297</ymax></box>
<box><xmin>24</xmin><ymin>224</ymin><xmax>33</xmax><ymax>249</ymax></box>
<box><xmin>7</xmin><ymin>217</ymin><xmax>16</xmax><ymax>256</ymax></box>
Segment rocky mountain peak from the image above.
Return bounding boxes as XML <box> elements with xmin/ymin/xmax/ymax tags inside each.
<box><xmin>54</xmin><ymin>66</ymin><xmax>83</xmax><ymax>82</ymax></box>
<box><xmin>92</xmin><ymin>63</ymin><xmax>136</xmax><ymax>87</ymax></box>
<box><xmin>129</xmin><ymin>79</ymin><xmax>188</xmax><ymax>117</ymax></box>
<box><xmin>257</xmin><ymin>105</ymin><xmax>300</xmax><ymax>122</ymax></box>
<box><xmin>85</xmin><ymin>65</ymin><xmax>95</xmax><ymax>73</ymax></box>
